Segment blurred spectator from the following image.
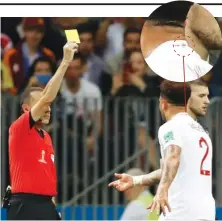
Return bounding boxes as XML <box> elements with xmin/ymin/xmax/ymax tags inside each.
<box><xmin>77</xmin><ymin>23</ymin><xmax>109</xmax><ymax>86</ymax></box>
<box><xmin>129</xmin><ymin>50</ymin><xmax>160</xmax><ymax>97</ymax></box>
<box><xmin>3</xmin><ymin>17</ymin><xmax>55</xmax><ymax>94</ymax></box>
<box><xmin>59</xmin><ymin>53</ymin><xmax>102</xmax><ymax>152</ymax></box>
<box><xmin>96</xmin><ymin>18</ymin><xmax>144</xmax><ymax>60</ymax></box>
<box><xmin>42</xmin><ymin>18</ymin><xmax>91</xmax><ymax>61</ymax></box>
<box><xmin>1</xmin><ymin>33</ymin><xmax>13</xmax><ymax>56</ymax></box>
<box><xmin>1</xmin><ymin>33</ymin><xmax>14</xmax><ymax>91</ymax></box>
<box><xmin>98</xmin><ymin>50</ymin><xmax>160</xmax><ymax>179</ymax></box>
<box><xmin>52</xmin><ymin>17</ymin><xmax>88</xmax><ymax>30</ymax></box>
<box><xmin>101</xmin><ymin>50</ymin><xmax>160</xmax><ymax>98</ymax></box>
<box><xmin>27</xmin><ymin>56</ymin><xmax>56</xmax><ymax>88</ymax></box>
<box><xmin>56</xmin><ymin>53</ymin><xmax>102</xmax><ymax>202</ymax></box>
<box><xmin>106</xmin><ymin>27</ymin><xmax>141</xmax><ymax>75</ymax></box>
<box><xmin>120</xmin><ymin>168</ymin><xmax>158</xmax><ymax>220</ymax></box>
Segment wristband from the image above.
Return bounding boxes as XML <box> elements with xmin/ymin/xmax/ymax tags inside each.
<box><xmin>133</xmin><ymin>175</ymin><xmax>144</xmax><ymax>186</ymax></box>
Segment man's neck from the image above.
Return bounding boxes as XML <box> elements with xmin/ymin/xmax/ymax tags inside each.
<box><xmin>35</xmin><ymin>123</ymin><xmax>43</xmax><ymax>131</ymax></box>
<box><xmin>141</xmin><ymin>25</ymin><xmax>185</xmax><ymax>58</ymax></box>
<box><xmin>142</xmin><ymin>23</ymin><xmax>209</xmax><ymax>60</ymax></box>
<box><xmin>166</xmin><ymin>107</ymin><xmax>187</xmax><ymax>121</ymax></box>
<box><xmin>66</xmin><ymin>80</ymin><xmax>81</xmax><ymax>94</ymax></box>
<box><xmin>26</xmin><ymin>42</ymin><xmax>38</xmax><ymax>56</ymax></box>
<box><xmin>187</xmin><ymin>107</ymin><xmax>197</xmax><ymax>120</ymax></box>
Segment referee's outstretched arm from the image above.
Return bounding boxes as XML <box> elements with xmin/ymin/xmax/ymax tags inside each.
<box><xmin>6</xmin><ymin>42</ymin><xmax>78</xmax><ymax>220</ymax></box>
<box><xmin>31</xmin><ymin>42</ymin><xmax>78</xmax><ymax>122</ymax></box>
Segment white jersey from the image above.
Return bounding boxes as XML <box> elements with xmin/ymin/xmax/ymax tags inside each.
<box><xmin>158</xmin><ymin>113</ymin><xmax>215</xmax><ymax>220</ymax></box>
<box><xmin>145</xmin><ymin>40</ymin><xmax>212</xmax><ymax>82</ymax></box>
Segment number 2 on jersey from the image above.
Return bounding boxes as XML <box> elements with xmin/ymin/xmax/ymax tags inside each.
<box><xmin>199</xmin><ymin>137</ymin><xmax>210</xmax><ymax>176</ymax></box>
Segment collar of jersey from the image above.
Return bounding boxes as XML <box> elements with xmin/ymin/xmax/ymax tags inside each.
<box><xmin>171</xmin><ymin>112</ymin><xmax>189</xmax><ymax>120</ymax></box>
<box><xmin>145</xmin><ymin>40</ymin><xmax>202</xmax><ymax>61</ymax></box>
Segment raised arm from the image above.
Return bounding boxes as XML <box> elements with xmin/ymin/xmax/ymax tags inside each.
<box><xmin>31</xmin><ymin>42</ymin><xmax>78</xmax><ymax>122</ymax></box>
<box><xmin>148</xmin><ymin>145</ymin><xmax>181</xmax><ymax>216</ymax></box>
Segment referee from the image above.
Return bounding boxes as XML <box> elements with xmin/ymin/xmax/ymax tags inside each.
<box><xmin>5</xmin><ymin>41</ymin><xmax>78</xmax><ymax>220</ymax></box>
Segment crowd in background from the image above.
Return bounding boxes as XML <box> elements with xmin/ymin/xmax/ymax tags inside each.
<box><xmin>1</xmin><ymin>17</ymin><xmax>222</xmax><ymax>203</ymax></box>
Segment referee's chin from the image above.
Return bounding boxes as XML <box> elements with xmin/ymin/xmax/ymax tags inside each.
<box><xmin>39</xmin><ymin>118</ymin><xmax>50</xmax><ymax>125</ymax></box>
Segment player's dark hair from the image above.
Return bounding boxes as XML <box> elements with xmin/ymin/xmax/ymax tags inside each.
<box><xmin>20</xmin><ymin>87</ymin><xmax>44</xmax><ymax>106</ymax></box>
<box><xmin>189</xmin><ymin>78</ymin><xmax>208</xmax><ymax>87</ymax></box>
<box><xmin>147</xmin><ymin>1</ymin><xmax>194</xmax><ymax>27</ymax></box>
<box><xmin>123</xmin><ymin>27</ymin><xmax>141</xmax><ymax>40</ymax></box>
<box><xmin>160</xmin><ymin>80</ymin><xmax>191</xmax><ymax>106</ymax></box>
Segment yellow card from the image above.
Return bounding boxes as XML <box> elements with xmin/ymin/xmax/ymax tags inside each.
<box><xmin>65</xmin><ymin>29</ymin><xmax>80</xmax><ymax>43</ymax></box>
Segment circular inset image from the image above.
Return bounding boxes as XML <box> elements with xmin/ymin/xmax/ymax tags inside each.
<box><xmin>140</xmin><ymin>1</ymin><xmax>222</xmax><ymax>82</ymax></box>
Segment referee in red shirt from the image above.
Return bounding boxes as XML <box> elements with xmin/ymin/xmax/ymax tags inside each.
<box><xmin>5</xmin><ymin>41</ymin><xmax>78</xmax><ymax>220</ymax></box>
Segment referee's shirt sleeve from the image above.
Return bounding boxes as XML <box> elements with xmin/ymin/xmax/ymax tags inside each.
<box><xmin>11</xmin><ymin>112</ymin><xmax>35</xmax><ymax>134</ymax></box>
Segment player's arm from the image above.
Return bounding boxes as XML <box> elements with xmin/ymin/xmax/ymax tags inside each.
<box><xmin>139</xmin><ymin>159</ymin><xmax>163</xmax><ymax>186</ymax></box>
<box><xmin>109</xmin><ymin>160</ymin><xmax>163</xmax><ymax>191</ymax></box>
<box><xmin>134</xmin><ymin>168</ymin><xmax>162</xmax><ymax>187</ymax></box>
<box><xmin>148</xmin><ymin>145</ymin><xmax>180</xmax><ymax>216</ymax></box>
<box><xmin>148</xmin><ymin>124</ymin><xmax>182</xmax><ymax>216</ymax></box>
<box><xmin>31</xmin><ymin>42</ymin><xmax>78</xmax><ymax>122</ymax></box>
<box><xmin>158</xmin><ymin>145</ymin><xmax>181</xmax><ymax>189</ymax></box>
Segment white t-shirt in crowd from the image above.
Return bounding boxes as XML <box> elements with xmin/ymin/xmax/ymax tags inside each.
<box><xmin>60</xmin><ymin>78</ymin><xmax>102</xmax><ymax>116</ymax></box>
<box><xmin>158</xmin><ymin>113</ymin><xmax>215</xmax><ymax>220</ymax></box>
<box><xmin>104</xmin><ymin>23</ymin><xmax>125</xmax><ymax>61</ymax></box>
<box><xmin>145</xmin><ymin>40</ymin><xmax>212</xmax><ymax>82</ymax></box>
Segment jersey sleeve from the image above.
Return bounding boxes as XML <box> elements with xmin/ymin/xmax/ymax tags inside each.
<box><xmin>158</xmin><ymin>122</ymin><xmax>183</xmax><ymax>153</ymax></box>
<box><xmin>11</xmin><ymin>112</ymin><xmax>34</xmax><ymax>135</ymax></box>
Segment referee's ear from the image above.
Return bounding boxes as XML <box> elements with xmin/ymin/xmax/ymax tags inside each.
<box><xmin>21</xmin><ymin>104</ymin><xmax>31</xmax><ymax>113</ymax></box>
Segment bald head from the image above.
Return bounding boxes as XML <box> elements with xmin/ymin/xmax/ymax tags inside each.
<box><xmin>20</xmin><ymin>87</ymin><xmax>44</xmax><ymax>106</ymax></box>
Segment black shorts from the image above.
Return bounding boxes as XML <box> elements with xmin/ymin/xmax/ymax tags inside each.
<box><xmin>6</xmin><ymin>193</ymin><xmax>61</xmax><ymax>220</ymax></box>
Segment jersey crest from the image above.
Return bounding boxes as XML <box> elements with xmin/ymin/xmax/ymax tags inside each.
<box><xmin>164</xmin><ymin>131</ymin><xmax>174</xmax><ymax>143</ymax></box>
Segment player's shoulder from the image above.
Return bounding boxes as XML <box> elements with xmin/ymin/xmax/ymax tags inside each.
<box><xmin>159</xmin><ymin>113</ymin><xmax>191</xmax><ymax>135</ymax></box>
<box><xmin>81</xmin><ymin>79</ymin><xmax>101</xmax><ymax>96</ymax></box>
<box><xmin>159</xmin><ymin>118</ymin><xmax>177</xmax><ymax>133</ymax></box>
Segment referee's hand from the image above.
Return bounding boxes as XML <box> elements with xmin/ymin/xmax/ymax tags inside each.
<box><xmin>62</xmin><ymin>42</ymin><xmax>78</xmax><ymax>63</ymax></box>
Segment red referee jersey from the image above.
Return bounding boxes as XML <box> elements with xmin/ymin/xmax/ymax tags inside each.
<box><xmin>9</xmin><ymin>112</ymin><xmax>57</xmax><ymax>196</ymax></box>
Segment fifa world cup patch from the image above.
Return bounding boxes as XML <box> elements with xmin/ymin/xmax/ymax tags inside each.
<box><xmin>164</xmin><ymin>131</ymin><xmax>174</xmax><ymax>143</ymax></box>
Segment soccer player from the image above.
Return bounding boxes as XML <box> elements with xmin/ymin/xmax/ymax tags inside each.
<box><xmin>109</xmin><ymin>80</ymin><xmax>215</xmax><ymax>220</ymax></box>
<box><xmin>188</xmin><ymin>79</ymin><xmax>210</xmax><ymax>120</ymax></box>
<box><xmin>6</xmin><ymin>41</ymin><xmax>78</xmax><ymax>220</ymax></box>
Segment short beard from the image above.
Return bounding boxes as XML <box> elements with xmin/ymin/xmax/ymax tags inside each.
<box><xmin>190</xmin><ymin>105</ymin><xmax>203</xmax><ymax>118</ymax></box>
